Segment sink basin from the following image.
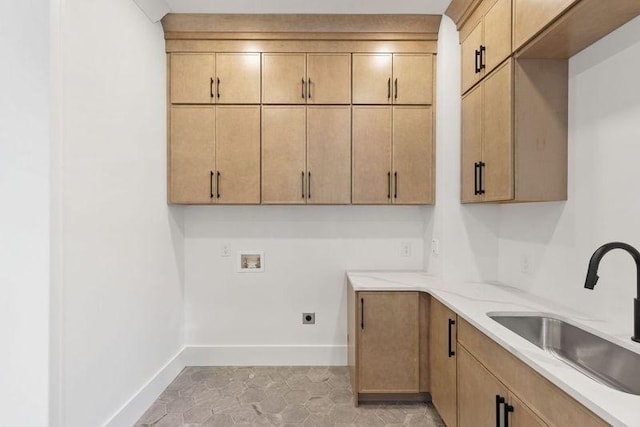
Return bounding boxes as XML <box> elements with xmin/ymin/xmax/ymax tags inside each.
<box><xmin>489</xmin><ymin>313</ymin><xmax>640</xmax><ymax>395</ymax></box>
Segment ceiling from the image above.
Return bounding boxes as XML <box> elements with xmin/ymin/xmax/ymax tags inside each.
<box><xmin>163</xmin><ymin>0</ymin><xmax>450</xmax><ymax>15</ymax></box>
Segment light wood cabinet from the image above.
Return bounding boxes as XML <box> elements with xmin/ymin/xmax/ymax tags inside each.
<box><xmin>215</xmin><ymin>53</ymin><xmax>261</xmax><ymax>104</ymax></box>
<box><xmin>352</xmin><ymin>54</ymin><xmax>393</xmax><ymax>105</ymax></box>
<box><xmin>261</xmin><ymin>106</ymin><xmax>307</xmax><ymax>204</ymax></box>
<box><xmin>306</xmin><ymin>54</ymin><xmax>351</xmax><ymax>105</ymax></box>
<box><xmin>263</xmin><ymin>53</ymin><xmax>351</xmax><ymax>105</ymax></box>
<box><xmin>169</xmin><ymin>106</ymin><xmax>260</xmax><ymax>204</ymax></box>
<box><xmin>353</xmin><ymin>106</ymin><xmax>434</xmax><ymax>204</ymax></box>
<box><xmin>347</xmin><ymin>285</ymin><xmax>431</xmax><ymax>404</ymax></box>
<box><xmin>307</xmin><ymin>106</ymin><xmax>351</xmax><ymax>204</ymax></box>
<box><xmin>352</xmin><ymin>107</ymin><xmax>392</xmax><ymax>204</ymax></box>
<box><xmin>460</xmin><ymin>0</ymin><xmax>511</xmax><ymax>95</ymax></box>
<box><xmin>458</xmin><ymin>346</ymin><xmax>509</xmax><ymax>427</ymax></box>
<box><xmin>357</xmin><ymin>292</ymin><xmax>420</xmax><ymax>394</ymax></box>
<box><xmin>171</xmin><ymin>53</ymin><xmax>261</xmax><ymax>104</ymax></box>
<box><xmin>353</xmin><ymin>54</ymin><xmax>434</xmax><ymax>105</ymax></box>
<box><xmin>461</xmin><ymin>58</ymin><xmax>568</xmax><ymax>203</ymax></box>
<box><xmin>215</xmin><ymin>106</ymin><xmax>261</xmax><ymax>204</ymax></box>
<box><xmin>393</xmin><ymin>107</ymin><xmax>434</xmax><ymax>204</ymax></box>
<box><xmin>166</xmin><ymin>18</ymin><xmax>438</xmax><ymax>206</ymax></box>
<box><xmin>169</xmin><ymin>106</ymin><xmax>216</xmax><ymax>203</ymax></box>
<box><xmin>262</xmin><ymin>53</ymin><xmax>307</xmax><ymax>104</ymax></box>
<box><xmin>429</xmin><ymin>299</ymin><xmax>458</xmax><ymax>427</ymax></box>
<box><xmin>170</xmin><ymin>54</ymin><xmax>216</xmax><ymax>104</ymax></box>
<box><xmin>262</xmin><ymin>106</ymin><xmax>352</xmax><ymax>204</ymax></box>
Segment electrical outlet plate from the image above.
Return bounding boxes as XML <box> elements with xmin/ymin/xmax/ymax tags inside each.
<box><xmin>400</xmin><ymin>242</ymin><xmax>412</xmax><ymax>257</ymax></box>
<box><xmin>221</xmin><ymin>244</ymin><xmax>231</xmax><ymax>257</ymax></box>
<box><xmin>303</xmin><ymin>313</ymin><xmax>315</xmax><ymax>324</ymax></box>
<box><xmin>431</xmin><ymin>238</ymin><xmax>440</xmax><ymax>256</ymax></box>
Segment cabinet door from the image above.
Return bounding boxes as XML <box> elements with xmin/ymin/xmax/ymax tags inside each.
<box><xmin>508</xmin><ymin>393</ymin><xmax>548</xmax><ymax>427</ymax></box>
<box><xmin>458</xmin><ymin>346</ymin><xmax>509</xmax><ymax>427</ymax></box>
<box><xmin>461</xmin><ymin>84</ymin><xmax>483</xmax><ymax>203</ymax></box>
<box><xmin>358</xmin><ymin>292</ymin><xmax>419</xmax><ymax>393</ymax></box>
<box><xmin>262</xmin><ymin>106</ymin><xmax>307</xmax><ymax>204</ymax></box>
<box><xmin>352</xmin><ymin>107</ymin><xmax>392</xmax><ymax>204</ymax></box>
<box><xmin>307</xmin><ymin>107</ymin><xmax>351</xmax><ymax>204</ymax></box>
<box><xmin>392</xmin><ymin>107</ymin><xmax>434</xmax><ymax>204</ymax></box>
<box><xmin>392</xmin><ymin>54</ymin><xmax>433</xmax><ymax>105</ymax></box>
<box><xmin>170</xmin><ymin>54</ymin><xmax>215</xmax><ymax>104</ymax></box>
<box><xmin>169</xmin><ymin>106</ymin><xmax>215</xmax><ymax>204</ymax></box>
<box><xmin>484</xmin><ymin>0</ymin><xmax>512</xmax><ymax>75</ymax></box>
<box><xmin>262</xmin><ymin>53</ymin><xmax>306</xmax><ymax>104</ymax></box>
<box><xmin>215</xmin><ymin>106</ymin><xmax>261</xmax><ymax>204</ymax></box>
<box><xmin>352</xmin><ymin>54</ymin><xmax>393</xmax><ymax>104</ymax></box>
<box><xmin>307</xmin><ymin>54</ymin><xmax>351</xmax><ymax>105</ymax></box>
<box><xmin>215</xmin><ymin>53</ymin><xmax>261</xmax><ymax>104</ymax></box>
<box><xmin>461</xmin><ymin>22</ymin><xmax>483</xmax><ymax>94</ymax></box>
<box><xmin>429</xmin><ymin>299</ymin><xmax>458</xmax><ymax>427</ymax></box>
<box><xmin>483</xmin><ymin>60</ymin><xmax>514</xmax><ymax>202</ymax></box>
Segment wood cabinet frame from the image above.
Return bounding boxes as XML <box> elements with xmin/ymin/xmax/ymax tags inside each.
<box><xmin>164</xmin><ymin>14</ymin><xmax>439</xmax><ymax>205</ymax></box>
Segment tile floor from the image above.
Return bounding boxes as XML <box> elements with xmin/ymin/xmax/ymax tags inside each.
<box><xmin>135</xmin><ymin>366</ymin><xmax>445</xmax><ymax>427</ymax></box>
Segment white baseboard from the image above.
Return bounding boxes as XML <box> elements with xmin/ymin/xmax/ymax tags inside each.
<box><xmin>103</xmin><ymin>344</ymin><xmax>346</xmax><ymax>426</ymax></box>
<box><xmin>103</xmin><ymin>348</ymin><xmax>186</xmax><ymax>427</ymax></box>
<box><xmin>183</xmin><ymin>345</ymin><xmax>348</xmax><ymax>366</ymax></box>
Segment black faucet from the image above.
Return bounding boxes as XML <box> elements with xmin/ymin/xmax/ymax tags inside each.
<box><xmin>584</xmin><ymin>242</ymin><xmax>640</xmax><ymax>343</ymax></box>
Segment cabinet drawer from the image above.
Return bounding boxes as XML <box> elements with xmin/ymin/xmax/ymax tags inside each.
<box><xmin>457</xmin><ymin>318</ymin><xmax>607</xmax><ymax>427</ymax></box>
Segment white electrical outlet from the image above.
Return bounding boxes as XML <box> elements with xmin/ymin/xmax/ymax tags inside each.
<box><xmin>431</xmin><ymin>238</ymin><xmax>440</xmax><ymax>256</ymax></box>
<box><xmin>221</xmin><ymin>244</ymin><xmax>231</xmax><ymax>257</ymax></box>
<box><xmin>521</xmin><ymin>254</ymin><xmax>530</xmax><ymax>274</ymax></box>
<box><xmin>400</xmin><ymin>242</ymin><xmax>412</xmax><ymax>257</ymax></box>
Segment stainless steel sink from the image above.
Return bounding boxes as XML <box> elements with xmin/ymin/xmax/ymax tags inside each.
<box><xmin>489</xmin><ymin>313</ymin><xmax>640</xmax><ymax>395</ymax></box>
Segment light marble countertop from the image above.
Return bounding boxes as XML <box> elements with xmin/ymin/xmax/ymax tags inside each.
<box><xmin>347</xmin><ymin>270</ymin><xmax>640</xmax><ymax>427</ymax></box>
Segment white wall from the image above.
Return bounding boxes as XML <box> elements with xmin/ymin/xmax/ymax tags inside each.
<box><xmin>54</xmin><ymin>0</ymin><xmax>184</xmax><ymax>425</ymax></box>
<box><xmin>498</xmin><ymin>16</ymin><xmax>640</xmax><ymax>335</ymax></box>
<box><xmin>184</xmin><ymin>206</ymin><xmax>426</xmax><ymax>363</ymax></box>
<box><xmin>0</xmin><ymin>1</ymin><xmax>51</xmax><ymax>426</ymax></box>
<box><xmin>425</xmin><ymin>17</ymin><xmax>501</xmax><ymax>283</ymax></box>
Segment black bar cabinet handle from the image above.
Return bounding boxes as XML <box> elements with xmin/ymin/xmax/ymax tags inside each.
<box><xmin>387</xmin><ymin>172</ymin><xmax>391</xmax><ymax>199</ymax></box>
<box><xmin>480</xmin><ymin>45</ymin><xmax>486</xmax><ymax>70</ymax></box>
<box><xmin>496</xmin><ymin>396</ymin><xmax>505</xmax><ymax>427</ymax></box>
<box><xmin>387</xmin><ymin>78</ymin><xmax>391</xmax><ymax>99</ymax></box>
<box><xmin>448</xmin><ymin>318</ymin><xmax>456</xmax><ymax>357</ymax></box>
<box><xmin>479</xmin><ymin>161</ymin><xmax>486</xmax><ymax>195</ymax></box>
<box><xmin>209</xmin><ymin>171</ymin><xmax>214</xmax><ymax>198</ymax></box>
<box><xmin>474</xmin><ymin>162</ymin><xmax>479</xmax><ymax>195</ymax></box>
<box><xmin>504</xmin><ymin>403</ymin><xmax>514</xmax><ymax>427</ymax></box>
<box><xmin>394</xmin><ymin>78</ymin><xmax>398</xmax><ymax>99</ymax></box>
<box><xmin>475</xmin><ymin>49</ymin><xmax>480</xmax><ymax>73</ymax></box>
<box><xmin>216</xmin><ymin>171</ymin><xmax>220</xmax><ymax>198</ymax></box>
<box><xmin>301</xmin><ymin>171</ymin><xmax>305</xmax><ymax>198</ymax></box>
<box><xmin>394</xmin><ymin>172</ymin><xmax>398</xmax><ymax>199</ymax></box>
<box><xmin>308</xmin><ymin>172</ymin><xmax>311</xmax><ymax>199</ymax></box>
<box><xmin>361</xmin><ymin>298</ymin><xmax>365</xmax><ymax>329</ymax></box>
<box><xmin>308</xmin><ymin>79</ymin><xmax>312</xmax><ymax>99</ymax></box>
<box><xmin>301</xmin><ymin>78</ymin><xmax>305</xmax><ymax>99</ymax></box>
<box><xmin>210</xmin><ymin>77</ymin><xmax>215</xmax><ymax>98</ymax></box>
<box><xmin>216</xmin><ymin>78</ymin><xmax>220</xmax><ymax>98</ymax></box>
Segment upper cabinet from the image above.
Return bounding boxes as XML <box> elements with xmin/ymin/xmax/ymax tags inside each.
<box><xmin>352</xmin><ymin>54</ymin><xmax>434</xmax><ymax>105</ymax></box>
<box><xmin>163</xmin><ymin>14</ymin><xmax>441</xmax><ymax>205</ymax></box>
<box><xmin>263</xmin><ymin>53</ymin><xmax>351</xmax><ymax>105</ymax></box>
<box><xmin>170</xmin><ymin>53</ymin><xmax>261</xmax><ymax>104</ymax></box>
<box><xmin>170</xmin><ymin>54</ymin><xmax>216</xmax><ymax>104</ymax></box>
<box><xmin>460</xmin><ymin>0</ymin><xmax>511</xmax><ymax>94</ymax></box>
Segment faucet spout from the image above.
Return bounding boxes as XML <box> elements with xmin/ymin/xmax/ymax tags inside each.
<box><xmin>584</xmin><ymin>242</ymin><xmax>640</xmax><ymax>343</ymax></box>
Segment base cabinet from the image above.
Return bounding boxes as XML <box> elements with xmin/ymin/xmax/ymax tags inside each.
<box><xmin>347</xmin><ymin>286</ymin><xmax>429</xmax><ymax>403</ymax></box>
<box><xmin>429</xmin><ymin>299</ymin><xmax>458</xmax><ymax>427</ymax></box>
